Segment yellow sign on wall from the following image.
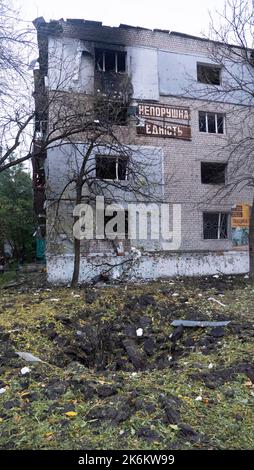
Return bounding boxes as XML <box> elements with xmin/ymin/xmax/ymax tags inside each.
<box><xmin>231</xmin><ymin>204</ymin><xmax>251</xmax><ymax>228</ymax></box>
<box><xmin>231</xmin><ymin>203</ymin><xmax>251</xmax><ymax>248</ymax></box>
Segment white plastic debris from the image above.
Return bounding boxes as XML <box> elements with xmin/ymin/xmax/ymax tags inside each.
<box><xmin>130</xmin><ymin>247</ymin><xmax>142</xmax><ymax>260</ymax></box>
<box><xmin>195</xmin><ymin>396</ymin><xmax>203</xmax><ymax>401</ymax></box>
<box><xmin>244</xmin><ymin>274</ymin><xmax>249</xmax><ymax>279</ymax></box>
<box><xmin>208</xmin><ymin>297</ymin><xmax>226</xmax><ymax>307</ymax></box>
<box><xmin>171</xmin><ymin>320</ymin><xmax>230</xmax><ymax>327</ymax></box>
<box><xmin>168</xmin><ymin>355</ymin><xmax>173</xmax><ymax>362</ymax></box>
<box><xmin>16</xmin><ymin>352</ymin><xmax>43</xmax><ymax>363</ymax></box>
<box><xmin>172</xmin><ymin>293</ymin><xmax>179</xmax><ymax>297</ymax></box>
<box><xmin>119</xmin><ymin>430</ymin><xmax>125</xmax><ymax>435</ymax></box>
<box><xmin>0</xmin><ymin>388</ymin><xmax>6</xmax><ymax>394</ymax></box>
<box><xmin>136</xmin><ymin>328</ymin><xmax>143</xmax><ymax>337</ymax></box>
<box><xmin>21</xmin><ymin>367</ymin><xmax>30</xmax><ymax>375</ymax></box>
<box><xmin>208</xmin><ymin>363</ymin><xmax>213</xmax><ymax>369</ymax></box>
<box><xmin>213</xmin><ymin>274</ymin><xmax>220</xmax><ymax>279</ymax></box>
<box><xmin>50</xmin><ymin>298</ymin><xmax>60</xmax><ymax>302</ymax></box>
<box><xmin>116</xmin><ymin>241</ymin><xmax>124</xmax><ymax>256</ymax></box>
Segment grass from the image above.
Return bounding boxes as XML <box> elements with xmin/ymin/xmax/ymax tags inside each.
<box><xmin>0</xmin><ymin>273</ymin><xmax>253</xmax><ymax>450</ymax></box>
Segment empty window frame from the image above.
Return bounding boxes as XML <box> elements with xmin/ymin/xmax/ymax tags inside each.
<box><xmin>203</xmin><ymin>212</ymin><xmax>228</xmax><ymax>239</ymax></box>
<box><xmin>201</xmin><ymin>162</ymin><xmax>227</xmax><ymax>184</ymax></box>
<box><xmin>199</xmin><ymin>111</ymin><xmax>224</xmax><ymax>134</ymax></box>
<box><xmin>95</xmin><ymin>49</ymin><xmax>126</xmax><ymax>73</ymax></box>
<box><xmin>96</xmin><ymin>155</ymin><xmax>128</xmax><ymax>180</ymax></box>
<box><xmin>197</xmin><ymin>63</ymin><xmax>221</xmax><ymax>85</ymax></box>
<box><xmin>104</xmin><ymin>210</ymin><xmax>129</xmax><ymax>238</ymax></box>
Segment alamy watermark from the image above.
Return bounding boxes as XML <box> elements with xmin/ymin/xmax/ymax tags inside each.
<box><xmin>73</xmin><ymin>196</ymin><xmax>181</xmax><ymax>250</ymax></box>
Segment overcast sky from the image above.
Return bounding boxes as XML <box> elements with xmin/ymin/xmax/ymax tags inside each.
<box><xmin>19</xmin><ymin>0</ymin><xmax>226</xmax><ymax>37</ymax></box>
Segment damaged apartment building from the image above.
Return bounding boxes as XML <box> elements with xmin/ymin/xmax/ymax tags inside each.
<box><xmin>32</xmin><ymin>17</ymin><xmax>254</xmax><ymax>283</ymax></box>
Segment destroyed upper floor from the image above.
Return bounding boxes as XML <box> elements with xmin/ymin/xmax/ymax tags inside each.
<box><xmin>33</xmin><ymin>17</ymin><xmax>254</xmax><ymax>106</ymax></box>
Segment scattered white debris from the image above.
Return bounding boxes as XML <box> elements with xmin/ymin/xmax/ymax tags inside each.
<box><xmin>208</xmin><ymin>297</ymin><xmax>226</xmax><ymax>307</ymax></box>
<box><xmin>198</xmin><ymin>293</ymin><xmax>203</xmax><ymax>297</ymax></box>
<box><xmin>169</xmin><ymin>333</ymin><xmax>173</xmax><ymax>339</ymax></box>
<box><xmin>73</xmin><ymin>294</ymin><xmax>81</xmax><ymax>298</ymax></box>
<box><xmin>16</xmin><ymin>352</ymin><xmax>43</xmax><ymax>363</ymax></box>
<box><xmin>131</xmin><ymin>372</ymin><xmax>138</xmax><ymax>377</ymax></box>
<box><xmin>195</xmin><ymin>396</ymin><xmax>203</xmax><ymax>401</ymax></box>
<box><xmin>168</xmin><ymin>355</ymin><xmax>173</xmax><ymax>362</ymax></box>
<box><xmin>136</xmin><ymin>328</ymin><xmax>143</xmax><ymax>337</ymax></box>
<box><xmin>21</xmin><ymin>367</ymin><xmax>31</xmax><ymax>375</ymax></box>
<box><xmin>208</xmin><ymin>363</ymin><xmax>214</xmax><ymax>369</ymax></box>
<box><xmin>213</xmin><ymin>274</ymin><xmax>220</xmax><ymax>279</ymax></box>
<box><xmin>244</xmin><ymin>274</ymin><xmax>249</xmax><ymax>279</ymax></box>
<box><xmin>172</xmin><ymin>293</ymin><xmax>179</xmax><ymax>297</ymax></box>
<box><xmin>119</xmin><ymin>430</ymin><xmax>125</xmax><ymax>435</ymax></box>
<box><xmin>130</xmin><ymin>247</ymin><xmax>142</xmax><ymax>260</ymax></box>
<box><xmin>76</xmin><ymin>330</ymin><xmax>83</xmax><ymax>336</ymax></box>
<box><xmin>50</xmin><ymin>298</ymin><xmax>60</xmax><ymax>302</ymax></box>
<box><xmin>0</xmin><ymin>388</ymin><xmax>6</xmax><ymax>394</ymax></box>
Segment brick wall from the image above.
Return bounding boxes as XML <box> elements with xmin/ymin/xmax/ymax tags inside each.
<box><xmin>40</xmin><ymin>20</ymin><xmax>254</xmax><ymax>256</ymax></box>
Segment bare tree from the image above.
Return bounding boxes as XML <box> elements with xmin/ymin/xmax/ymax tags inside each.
<box><xmin>0</xmin><ymin>10</ymin><xmax>164</xmax><ymax>285</ymax></box>
<box><xmin>46</xmin><ymin>91</ymin><xmax>163</xmax><ymax>287</ymax></box>
<box><xmin>0</xmin><ymin>0</ymin><xmax>36</xmax><ymax>171</ymax></box>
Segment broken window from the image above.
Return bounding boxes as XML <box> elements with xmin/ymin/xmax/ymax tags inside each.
<box><xmin>201</xmin><ymin>162</ymin><xmax>227</xmax><ymax>184</ymax></box>
<box><xmin>104</xmin><ymin>210</ymin><xmax>129</xmax><ymax>238</ymax></box>
<box><xmin>199</xmin><ymin>111</ymin><xmax>224</xmax><ymax>134</ymax></box>
<box><xmin>95</xmin><ymin>49</ymin><xmax>126</xmax><ymax>73</ymax></box>
<box><xmin>197</xmin><ymin>63</ymin><xmax>221</xmax><ymax>85</ymax></box>
<box><xmin>203</xmin><ymin>212</ymin><xmax>228</xmax><ymax>239</ymax></box>
<box><xmin>96</xmin><ymin>155</ymin><xmax>128</xmax><ymax>180</ymax></box>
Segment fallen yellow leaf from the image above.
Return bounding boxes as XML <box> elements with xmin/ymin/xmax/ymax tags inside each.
<box><xmin>65</xmin><ymin>411</ymin><xmax>77</xmax><ymax>417</ymax></box>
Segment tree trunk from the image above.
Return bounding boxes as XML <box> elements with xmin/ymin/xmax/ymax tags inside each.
<box><xmin>249</xmin><ymin>195</ymin><xmax>254</xmax><ymax>280</ymax></box>
<box><xmin>71</xmin><ymin>186</ymin><xmax>82</xmax><ymax>288</ymax></box>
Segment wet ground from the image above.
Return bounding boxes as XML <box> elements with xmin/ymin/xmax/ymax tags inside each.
<box><xmin>0</xmin><ymin>273</ymin><xmax>253</xmax><ymax>449</ymax></box>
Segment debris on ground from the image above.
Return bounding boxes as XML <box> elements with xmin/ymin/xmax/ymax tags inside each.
<box><xmin>171</xmin><ymin>320</ymin><xmax>231</xmax><ymax>327</ymax></box>
<box><xmin>0</xmin><ymin>272</ymin><xmax>253</xmax><ymax>450</ymax></box>
<box><xmin>208</xmin><ymin>297</ymin><xmax>226</xmax><ymax>307</ymax></box>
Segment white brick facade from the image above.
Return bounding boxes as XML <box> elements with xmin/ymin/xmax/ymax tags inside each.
<box><xmin>34</xmin><ymin>19</ymin><xmax>253</xmax><ymax>282</ymax></box>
